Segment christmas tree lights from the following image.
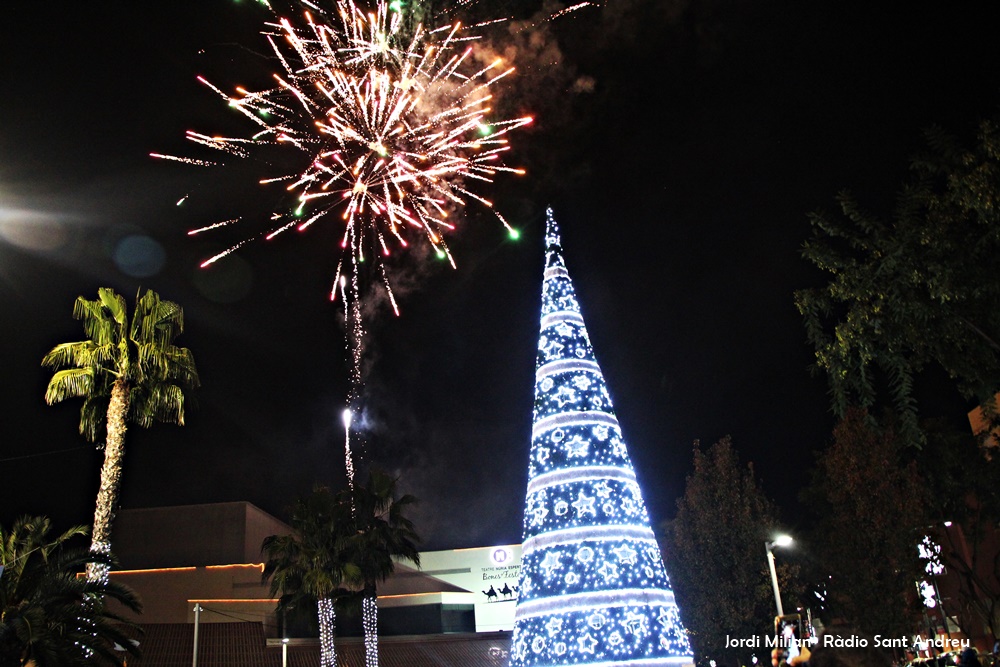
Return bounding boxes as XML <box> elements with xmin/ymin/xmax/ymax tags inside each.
<box><xmin>509</xmin><ymin>209</ymin><xmax>692</xmax><ymax>667</ymax></box>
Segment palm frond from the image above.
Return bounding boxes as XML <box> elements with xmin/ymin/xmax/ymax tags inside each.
<box><xmin>79</xmin><ymin>394</ymin><xmax>110</xmax><ymax>443</ymax></box>
<box><xmin>96</xmin><ymin>288</ymin><xmax>128</xmax><ymax>327</ymax></box>
<box><xmin>43</xmin><ymin>369</ymin><xmax>94</xmax><ymax>405</ymax></box>
<box><xmin>1</xmin><ymin>516</ymin><xmax>141</xmax><ymax>667</ymax></box>
<box><xmin>41</xmin><ymin>341</ymin><xmax>90</xmax><ymax>370</ymax></box>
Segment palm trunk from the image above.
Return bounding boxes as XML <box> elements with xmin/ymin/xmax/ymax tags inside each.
<box><xmin>362</xmin><ymin>584</ymin><xmax>378</xmax><ymax>667</ymax></box>
<box><xmin>87</xmin><ymin>377</ymin><xmax>130</xmax><ymax>582</ymax></box>
<box><xmin>317</xmin><ymin>596</ymin><xmax>337</xmax><ymax>667</ymax></box>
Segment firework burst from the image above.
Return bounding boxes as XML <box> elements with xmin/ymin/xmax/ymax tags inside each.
<box><xmin>158</xmin><ymin>0</ymin><xmax>534</xmax><ymax>315</ymax></box>
<box><xmin>157</xmin><ymin>0</ymin><xmax>590</xmax><ymax>514</ymax></box>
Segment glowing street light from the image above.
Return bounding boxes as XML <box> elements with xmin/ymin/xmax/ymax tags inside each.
<box><xmin>766</xmin><ymin>534</ymin><xmax>794</xmax><ymax>617</ymax></box>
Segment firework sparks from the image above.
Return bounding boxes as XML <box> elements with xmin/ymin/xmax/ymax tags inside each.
<box><xmin>150</xmin><ymin>152</ymin><xmax>216</xmax><ymax>167</ymax></box>
<box><xmin>155</xmin><ymin>0</ymin><xmax>533</xmax><ymax>313</ymax></box>
<box><xmin>157</xmin><ymin>0</ymin><xmax>589</xmax><ymax>499</ymax></box>
<box><xmin>187</xmin><ymin>218</ymin><xmax>240</xmax><ymax>235</ymax></box>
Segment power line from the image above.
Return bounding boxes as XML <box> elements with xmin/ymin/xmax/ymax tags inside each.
<box><xmin>0</xmin><ymin>445</ymin><xmax>91</xmax><ymax>463</ymax></box>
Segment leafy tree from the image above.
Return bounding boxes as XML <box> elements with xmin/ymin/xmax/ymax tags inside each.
<box><xmin>664</xmin><ymin>437</ymin><xmax>793</xmax><ymax>667</ymax></box>
<box><xmin>42</xmin><ymin>288</ymin><xmax>199</xmax><ymax>580</ymax></box>
<box><xmin>341</xmin><ymin>469</ymin><xmax>420</xmax><ymax>667</ymax></box>
<box><xmin>915</xmin><ymin>421</ymin><xmax>1000</xmax><ymax>641</ymax></box>
<box><xmin>795</xmin><ymin>117</ymin><xmax>1000</xmax><ymax>444</ymax></box>
<box><xmin>805</xmin><ymin>409</ymin><xmax>927</xmax><ymax>637</ymax></box>
<box><xmin>0</xmin><ymin>516</ymin><xmax>141</xmax><ymax>667</ymax></box>
<box><xmin>262</xmin><ymin>487</ymin><xmax>358</xmax><ymax>667</ymax></box>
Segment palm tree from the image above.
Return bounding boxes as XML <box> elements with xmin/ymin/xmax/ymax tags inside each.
<box><xmin>342</xmin><ymin>470</ymin><xmax>420</xmax><ymax>667</ymax></box>
<box><xmin>262</xmin><ymin>488</ymin><xmax>358</xmax><ymax>667</ymax></box>
<box><xmin>0</xmin><ymin>516</ymin><xmax>141</xmax><ymax>667</ymax></box>
<box><xmin>42</xmin><ymin>288</ymin><xmax>199</xmax><ymax>580</ymax></box>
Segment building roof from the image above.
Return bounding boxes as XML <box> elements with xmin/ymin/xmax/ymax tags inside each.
<box><xmin>125</xmin><ymin>622</ymin><xmax>269</xmax><ymax>666</ymax></box>
<box><xmin>377</xmin><ymin>559</ymin><xmax>470</xmax><ymax>595</ymax></box>
<box><xmin>125</xmin><ymin>623</ymin><xmax>512</xmax><ymax>667</ymax></box>
<box><xmin>113</xmin><ymin>502</ymin><xmax>292</xmax><ymax>569</ymax></box>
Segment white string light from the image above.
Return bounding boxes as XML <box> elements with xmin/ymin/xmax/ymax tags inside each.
<box><xmin>363</xmin><ymin>595</ymin><xmax>379</xmax><ymax>667</ymax></box>
<box><xmin>318</xmin><ymin>597</ymin><xmax>338</xmax><ymax>667</ymax></box>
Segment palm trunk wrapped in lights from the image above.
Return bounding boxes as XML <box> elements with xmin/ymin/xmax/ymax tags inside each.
<box><xmin>317</xmin><ymin>597</ymin><xmax>338</xmax><ymax>667</ymax></box>
<box><xmin>87</xmin><ymin>377</ymin><xmax>130</xmax><ymax>583</ymax></box>
<box><xmin>362</xmin><ymin>592</ymin><xmax>378</xmax><ymax>667</ymax></box>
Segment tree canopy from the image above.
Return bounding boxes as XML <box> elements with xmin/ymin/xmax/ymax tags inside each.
<box><xmin>803</xmin><ymin>409</ymin><xmax>927</xmax><ymax>638</ymax></box>
<box><xmin>262</xmin><ymin>486</ymin><xmax>356</xmax><ymax>667</ymax></box>
<box><xmin>343</xmin><ymin>469</ymin><xmax>421</xmax><ymax>596</ymax></box>
<box><xmin>795</xmin><ymin>117</ymin><xmax>1000</xmax><ymax>444</ymax></box>
<box><xmin>262</xmin><ymin>471</ymin><xmax>420</xmax><ymax>667</ymax></box>
<box><xmin>664</xmin><ymin>437</ymin><xmax>792</xmax><ymax>667</ymax></box>
<box><xmin>42</xmin><ymin>287</ymin><xmax>199</xmax><ymax>444</ymax></box>
<box><xmin>262</xmin><ymin>486</ymin><xmax>359</xmax><ymax>618</ymax></box>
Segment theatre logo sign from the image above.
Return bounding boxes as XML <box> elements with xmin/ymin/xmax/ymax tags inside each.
<box><xmin>418</xmin><ymin>544</ymin><xmax>523</xmax><ymax>632</ymax></box>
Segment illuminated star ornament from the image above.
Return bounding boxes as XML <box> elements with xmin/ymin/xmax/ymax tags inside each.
<box><xmin>155</xmin><ymin>0</ymin><xmax>533</xmax><ymax>315</ymax></box>
<box><xmin>509</xmin><ymin>209</ymin><xmax>693</xmax><ymax>667</ymax></box>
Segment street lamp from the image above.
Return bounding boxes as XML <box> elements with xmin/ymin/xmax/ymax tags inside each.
<box><xmin>766</xmin><ymin>534</ymin><xmax>794</xmax><ymax>617</ymax></box>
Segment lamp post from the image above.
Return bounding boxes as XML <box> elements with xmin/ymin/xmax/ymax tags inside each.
<box><xmin>192</xmin><ymin>603</ymin><xmax>203</xmax><ymax>667</ymax></box>
<box><xmin>766</xmin><ymin>534</ymin><xmax>794</xmax><ymax>618</ymax></box>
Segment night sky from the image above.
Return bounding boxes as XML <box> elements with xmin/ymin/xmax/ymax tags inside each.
<box><xmin>2</xmin><ymin>0</ymin><xmax>997</xmax><ymax>551</ymax></box>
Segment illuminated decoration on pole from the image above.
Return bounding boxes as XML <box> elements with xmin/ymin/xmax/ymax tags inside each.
<box><xmin>918</xmin><ymin>535</ymin><xmax>945</xmax><ymax>576</ymax></box>
<box><xmin>918</xmin><ymin>580</ymin><xmax>938</xmax><ymax>609</ymax></box>
<box><xmin>916</xmin><ymin>534</ymin><xmax>950</xmax><ymax>634</ymax></box>
<box><xmin>509</xmin><ymin>209</ymin><xmax>692</xmax><ymax>666</ymax></box>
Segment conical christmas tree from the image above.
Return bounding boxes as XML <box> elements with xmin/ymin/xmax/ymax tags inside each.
<box><xmin>509</xmin><ymin>209</ymin><xmax>693</xmax><ymax>667</ymax></box>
